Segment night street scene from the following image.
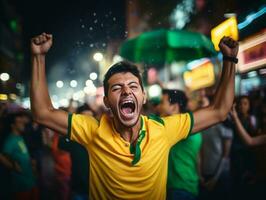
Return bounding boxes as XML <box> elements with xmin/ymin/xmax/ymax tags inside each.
<box><xmin>0</xmin><ymin>0</ymin><xmax>266</xmax><ymax>199</ymax></box>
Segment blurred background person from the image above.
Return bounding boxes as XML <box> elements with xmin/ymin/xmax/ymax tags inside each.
<box><xmin>231</xmin><ymin>103</ymin><xmax>266</xmax><ymax>146</ymax></box>
<box><xmin>59</xmin><ymin>103</ymin><xmax>92</xmax><ymax>200</ymax></box>
<box><xmin>230</xmin><ymin>96</ymin><xmax>258</xmax><ymax>200</ymax></box>
<box><xmin>199</xmin><ymin>96</ymin><xmax>233</xmax><ymax>200</ymax></box>
<box><xmin>1</xmin><ymin>112</ymin><xmax>39</xmax><ymax>200</ymax></box>
<box><xmin>231</xmin><ymin>103</ymin><xmax>266</xmax><ymax>200</ymax></box>
<box><xmin>158</xmin><ymin>89</ymin><xmax>202</xmax><ymax>200</ymax></box>
<box><xmin>50</xmin><ymin>131</ymin><xmax>72</xmax><ymax>200</ymax></box>
<box><xmin>236</xmin><ymin>96</ymin><xmax>257</xmax><ymax>134</ymax></box>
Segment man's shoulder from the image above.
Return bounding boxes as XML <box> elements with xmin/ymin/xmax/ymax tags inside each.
<box><xmin>145</xmin><ymin>114</ymin><xmax>165</xmax><ymax>127</ymax></box>
<box><xmin>72</xmin><ymin>113</ymin><xmax>99</xmax><ymax>125</ymax></box>
<box><xmin>2</xmin><ymin>134</ymin><xmax>19</xmax><ymax>152</ymax></box>
<box><xmin>97</xmin><ymin>114</ymin><xmax>114</xmax><ymax>132</ymax></box>
<box><xmin>5</xmin><ymin>134</ymin><xmax>20</xmax><ymax>143</ymax></box>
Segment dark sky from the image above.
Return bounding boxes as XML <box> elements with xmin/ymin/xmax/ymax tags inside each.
<box><xmin>12</xmin><ymin>0</ymin><xmax>126</xmax><ymax>85</ymax></box>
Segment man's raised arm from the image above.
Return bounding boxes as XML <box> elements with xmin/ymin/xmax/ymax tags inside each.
<box><xmin>191</xmin><ymin>37</ymin><xmax>239</xmax><ymax>133</ymax></box>
<box><xmin>30</xmin><ymin>33</ymin><xmax>68</xmax><ymax>135</ymax></box>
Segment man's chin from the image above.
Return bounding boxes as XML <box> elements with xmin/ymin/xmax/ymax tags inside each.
<box><xmin>120</xmin><ymin>118</ymin><xmax>138</xmax><ymax>128</ymax></box>
<box><xmin>116</xmin><ymin>114</ymin><xmax>139</xmax><ymax>128</ymax></box>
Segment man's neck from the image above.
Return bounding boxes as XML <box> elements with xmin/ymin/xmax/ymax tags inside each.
<box><xmin>113</xmin><ymin>117</ymin><xmax>141</xmax><ymax>143</ymax></box>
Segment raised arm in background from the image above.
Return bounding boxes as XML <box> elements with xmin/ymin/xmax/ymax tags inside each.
<box><xmin>230</xmin><ymin>104</ymin><xmax>266</xmax><ymax>146</ymax></box>
<box><xmin>192</xmin><ymin>37</ymin><xmax>239</xmax><ymax>133</ymax></box>
<box><xmin>30</xmin><ymin>33</ymin><xmax>68</xmax><ymax>135</ymax></box>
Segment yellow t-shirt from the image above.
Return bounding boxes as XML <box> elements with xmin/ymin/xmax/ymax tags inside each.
<box><xmin>68</xmin><ymin>112</ymin><xmax>193</xmax><ymax>200</ymax></box>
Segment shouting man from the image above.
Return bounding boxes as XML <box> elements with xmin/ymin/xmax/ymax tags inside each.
<box><xmin>30</xmin><ymin>33</ymin><xmax>238</xmax><ymax>199</ymax></box>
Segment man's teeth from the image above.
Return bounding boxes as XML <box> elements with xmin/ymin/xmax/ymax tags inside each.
<box><xmin>123</xmin><ymin>100</ymin><xmax>134</xmax><ymax>104</ymax></box>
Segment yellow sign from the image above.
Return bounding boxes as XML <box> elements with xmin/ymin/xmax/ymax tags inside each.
<box><xmin>0</xmin><ymin>94</ymin><xmax>8</xmax><ymax>100</ymax></box>
<box><xmin>211</xmin><ymin>17</ymin><xmax>238</xmax><ymax>51</ymax></box>
<box><xmin>183</xmin><ymin>61</ymin><xmax>215</xmax><ymax>91</ymax></box>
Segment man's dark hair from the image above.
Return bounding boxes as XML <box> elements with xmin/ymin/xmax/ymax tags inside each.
<box><xmin>2</xmin><ymin>112</ymin><xmax>25</xmax><ymax>134</ymax></box>
<box><xmin>162</xmin><ymin>89</ymin><xmax>188</xmax><ymax>113</ymax></box>
<box><xmin>103</xmin><ymin>61</ymin><xmax>144</xmax><ymax>96</ymax></box>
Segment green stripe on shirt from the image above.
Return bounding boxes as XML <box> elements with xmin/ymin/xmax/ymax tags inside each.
<box><xmin>188</xmin><ymin>111</ymin><xmax>194</xmax><ymax>135</ymax></box>
<box><xmin>67</xmin><ymin>113</ymin><xmax>73</xmax><ymax>139</ymax></box>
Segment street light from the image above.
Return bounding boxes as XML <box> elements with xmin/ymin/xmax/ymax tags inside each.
<box><xmin>0</xmin><ymin>73</ymin><xmax>10</xmax><ymax>81</ymax></box>
<box><xmin>148</xmin><ymin>84</ymin><xmax>162</xmax><ymax>98</ymax></box>
<box><xmin>56</xmin><ymin>80</ymin><xmax>64</xmax><ymax>88</ymax></box>
<box><xmin>86</xmin><ymin>79</ymin><xmax>93</xmax><ymax>86</ymax></box>
<box><xmin>93</xmin><ymin>52</ymin><xmax>103</xmax><ymax>62</ymax></box>
<box><xmin>83</xmin><ymin>86</ymin><xmax>97</xmax><ymax>95</ymax></box>
<box><xmin>90</xmin><ymin>72</ymin><xmax>98</xmax><ymax>80</ymax></box>
<box><xmin>70</xmin><ymin>80</ymin><xmax>78</xmax><ymax>88</ymax></box>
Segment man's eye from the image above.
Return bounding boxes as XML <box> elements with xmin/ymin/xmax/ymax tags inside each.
<box><xmin>112</xmin><ymin>87</ymin><xmax>121</xmax><ymax>91</ymax></box>
<box><xmin>130</xmin><ymin>85</ymin><xmax>138</xmax><ymax>89</ymax></box>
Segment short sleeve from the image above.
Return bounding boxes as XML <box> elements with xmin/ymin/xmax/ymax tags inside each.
<box><xmin>163</xmin><ymin>112</ymin><xmax>194</xmax><ymax>147</ymax></box>
<box><xmin>67</xmin><ymin>113</ymin><xmax>99</xmax><ymax>146</ymax></box>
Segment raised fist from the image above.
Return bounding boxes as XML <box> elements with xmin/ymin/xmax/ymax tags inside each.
<box><xmin>218</xmin><ymin>36</ymin><xmax>239</xmax><ymax>58</ymax></box>
<box><xmin>31</xmin><ymin>33</ymin><xmax>53</xmax><ymax>55</ymax></box>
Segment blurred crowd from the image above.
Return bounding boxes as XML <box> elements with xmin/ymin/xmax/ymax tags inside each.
<box><xmin>0</xmin><ymin>85</ymin><xmax>266</xmax><ymax>200</ymax></box>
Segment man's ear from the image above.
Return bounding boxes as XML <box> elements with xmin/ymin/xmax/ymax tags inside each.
<box><xmin>172</xmin><ymin>104</ymin><xmax>180</xmax><ymax>114</ymax></box>
<box><xmin>103</xmin><ymin>96</ymin><xmax>110</xmax><ymax>109</ymax></box>
<box><xmin>143</xmin><ymin>91</ymin><xmax>147</xmax><ymax>104</ymax></box>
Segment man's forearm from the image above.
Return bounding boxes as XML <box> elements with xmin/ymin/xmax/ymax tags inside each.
<box><xmin>191</xmin><ymin>37</ymin><xmax>238</xmax><ymax>133</ymax></box>
<box><xmin>0</xmin><ymin>154</ymin><xmax>20</xmax><ymax>172</ymax></box>
<box><xmin>0</xmin><ymin>154</ymin><xmax>13</xmax><ymax>169</ymax></box>
<box><xmin>30</xmin><ymin>54</ymin><xmax>54</xmax><ymax>121</ymax></box>
<box><xmin>211</xmin><ymin>60</ymin><xmax>235</xmax><ymax>120</ymax></box>
<box><xmin>30</xmin><ymin>33</ymin><xmax>68</xmax><ymax>134</ymax></box>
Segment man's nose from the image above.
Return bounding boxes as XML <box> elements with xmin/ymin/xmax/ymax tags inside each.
<box><xmin>121</xmin><ymin>86</ymin><xmax>131</xmax><ymax>95</ymax></box>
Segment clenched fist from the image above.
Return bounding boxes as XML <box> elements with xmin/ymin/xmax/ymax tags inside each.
<box><xmin>31</xmin><ymin>33</ymin><xmax>52</xmax><ymax>55</ymax></box>
<box><xmin>218</xmin><ymin>36</ymin><xmax>239</xmax><ymax>58</ymax></box>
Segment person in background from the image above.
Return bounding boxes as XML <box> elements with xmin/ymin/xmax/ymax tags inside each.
<box><xmin>1</xmin><ymin>112</ymin><xmax>39</xmax><ymax>200</ymax></box>
<box><xmin>39</xmin><ymin>127</ymin><xmax>57</xmax><ymax>200</ymax></box>
<box><xmin>231</xmin><ymin>103</ymin><xmax>266</xmax><ymax>146</ymax></box>
<box><xmin>51</xmin><ymin>132</ymin><xmax>72</xmax><ymax>200</ymax></box>
<box><xmin>59</xmin><ymin>104</ymin><xmax>91</xmax><ymax>200</ymax></box>
<box><xmin>236</xmin><ymin>96</ymin><xmax>257</xmax><ymax>135</ymax></box>
<box><xmin>158</xmin><ymin>89</ymin><xmax>202</xmax><ymax>200</ymax></box>
<box><xmin>230</xmin><ymin>96</ymin><xmax>258</xmax><ymax>200</ymax></box>
<box><xmin>0</xmin><ymin>103</ymin><xmax>15</xmax><ymax>199</ymax></box>
<box><xmin>199</xmin><ymin>96</ymin><xmax>233</xmax><ymax>200</ymax></box>
<box><xmin>231</xmin><ymin>103</ymin><xmax>266</xmax><ymax>200</ymax></box>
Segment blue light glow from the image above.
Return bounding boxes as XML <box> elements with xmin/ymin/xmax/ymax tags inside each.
<box><xmin>238</xmin><ymin>6</ymin><xmax>266</xmax><ymax>30</ymax></box>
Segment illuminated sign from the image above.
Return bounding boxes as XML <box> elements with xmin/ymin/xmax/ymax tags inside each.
<box><xmin>237</xmin><ymin>33</ymin><xmax>266</xmax><ymax>73</ymax></box>
<box><xmin>211</xmin><ymin>17</ymin><xmax>239</xmax><ymax>51</ymax></box>
<box><xmin>0</xmin><ymin>94</ymin><xmax>8</xmax><ymax>100</ymax></box>
<box><xmin>183</xmin><ymin>61</ymin><xmax>215</xmax><ymax>91</ymax></box>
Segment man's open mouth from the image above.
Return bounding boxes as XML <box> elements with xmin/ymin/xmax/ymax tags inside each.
<box><xmin>119</xmin><ymin>100</ymin><xmax>136</xmax><ymax>119</ymax></box>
